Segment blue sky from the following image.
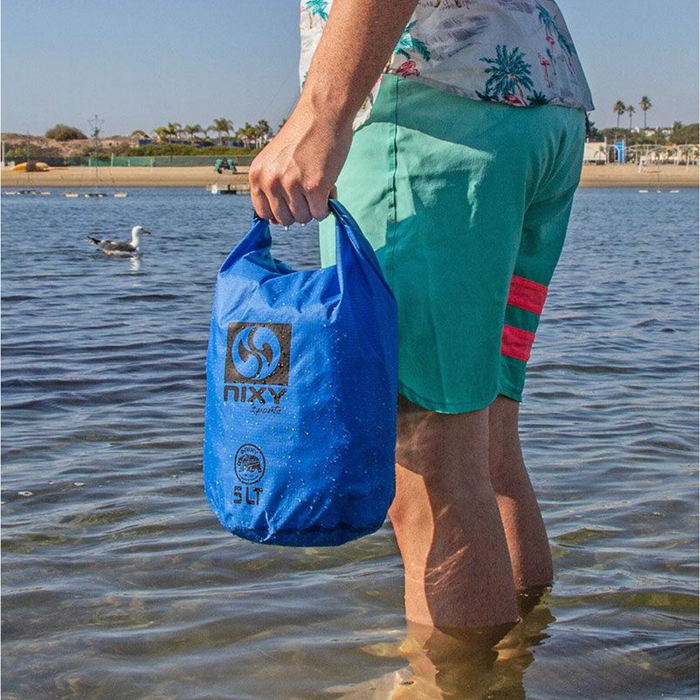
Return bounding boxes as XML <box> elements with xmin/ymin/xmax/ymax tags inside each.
<box><xmin>2</xmin><ymin>0</ymin><xmax>698</xmax><ymax>135</ymax></box>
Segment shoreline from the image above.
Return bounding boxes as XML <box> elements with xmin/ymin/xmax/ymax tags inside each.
<box><xmin>2</xmin><ymin>164</ymin><xmax>698</xmax><ymax>189</ymax></box>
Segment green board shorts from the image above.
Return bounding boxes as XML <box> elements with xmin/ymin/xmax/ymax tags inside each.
<box><xmin>320</xmin><ymin>73</ymin><xmax>585</xmax><ymax>414</ymax></box>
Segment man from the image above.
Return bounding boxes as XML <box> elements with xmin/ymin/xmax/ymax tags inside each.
<box><xmin>250</xmin><ymin>0</ymin><xmax>593</xmax><ymax>631</ymax></box>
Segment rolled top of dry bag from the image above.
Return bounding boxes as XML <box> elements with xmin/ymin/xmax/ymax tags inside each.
<box><xmin>203</xmin><ymin>200</ymin><xmax>398</xmax><ymax>546</ymax></box>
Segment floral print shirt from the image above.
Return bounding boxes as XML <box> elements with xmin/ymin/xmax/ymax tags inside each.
<box><xmin>299</xmin><ymin>0</ymin><xmax>594</xmax><ymax>129</ymax></box>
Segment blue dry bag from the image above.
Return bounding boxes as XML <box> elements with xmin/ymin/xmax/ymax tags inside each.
<box><xmin>203</xmin><ymin>200</ymin><xmax>398</xmax><ymax>546</ymax></box>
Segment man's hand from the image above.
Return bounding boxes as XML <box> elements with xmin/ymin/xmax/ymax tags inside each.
<box><xmin>249</xmin><ymin>101</ymin><xmax>353</xmax><ymax>226</ymax></box>
<box><xmin>249</xmin><ymin>0</ymin><xmax>420</xmax><ymax>226</ymax></box>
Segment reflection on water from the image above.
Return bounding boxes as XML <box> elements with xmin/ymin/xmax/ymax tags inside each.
<box><xmin>334</xmin><ymin>590</ymin><xmax>553</xmax><ymax>700</ymax></box>
<box><xmin>2</xmin><ymin>188</ymin><xmax>698</xmax><ymax>700</ymax></box>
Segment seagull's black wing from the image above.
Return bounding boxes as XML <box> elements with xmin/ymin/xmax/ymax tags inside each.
<box><xmin>101</xmin><ymin>241</ymin><xmax>136</xmax><ymax>253</ymax></box>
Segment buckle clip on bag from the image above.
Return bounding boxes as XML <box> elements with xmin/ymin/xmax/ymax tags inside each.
<box><xmin>204</xmin><ymin>200</ymin><xmax>398</xmax><ymax>546</ymax></box>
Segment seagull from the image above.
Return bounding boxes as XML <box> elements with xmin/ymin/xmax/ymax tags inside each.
<box><xmin>87</xmin><ymin>226</ymin><xmax>152</xmax><ymax>256</ymax></box>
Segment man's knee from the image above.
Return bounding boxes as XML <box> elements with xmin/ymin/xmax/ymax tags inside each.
<box><xmin>394</xmin><ymin>394</ymin><xmax>492</xmax><ymax>499</ymax></box>
<box><xmin>488</xmin><ymin>395</ymin><xmax>529</xmax><ymax>496</ymax></box>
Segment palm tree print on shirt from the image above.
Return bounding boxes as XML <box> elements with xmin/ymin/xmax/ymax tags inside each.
<box><xmin>394</xmin><ymin>21</ymin><xmax>431</xmax><ymax>62</ymax></box>
<box><xmin>535</xmin><ymin>3</ymin><xmax>573</xmax><ymax>55</ymax></box>
<box><xmin>305</xmin><ymin>0</ymin><xmax>328</xmax><ymax>29</ymax></box>
<box><xmin>535</xmin><ymin>2</ymin><xmax>575</xmax><ymax>79</ymax></box>
<box><xmin>477</xmin><ymin>45</ymin><xmax>546</xmax><ymax>106</ymax></box>
<box><xmin>527</xmin><ymin>90</ymin><xmax>550</xmax><ymax>106</ymax></box>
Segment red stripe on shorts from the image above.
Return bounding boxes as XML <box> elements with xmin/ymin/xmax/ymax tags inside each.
<box><xmin>501</xmin><ymin>325</ymin><xmax>536</xmax><ymax>362</ymax></box>
<box><xmin>508</xmin><ymin>275</ymin><xmax>548</xmax><ymax>315</ymax></box>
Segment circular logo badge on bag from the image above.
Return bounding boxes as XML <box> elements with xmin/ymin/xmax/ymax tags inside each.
<box><xmin>231</xmin><ymin>325</ymin><xmax>281</xmax><ymax>380</ymax></box>
<box><xmin>234</xmin><ymin>443</ymin><xmax>266</xmax><ymax>484</ymax></box>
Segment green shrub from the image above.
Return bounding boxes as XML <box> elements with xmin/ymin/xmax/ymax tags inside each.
<box><xmin>669</xmin><ymin>122</ymin><xmax>699</xmax><ymax>145</ymax></box>
<box><xmin>45</xmin><ymin>124</ymin><xmax>88</xmax><ymax>141</ymax></box>
<box><xmin>6</xmin><ymin>145</ymin><xmax>60</xmax><ymax>159</ymax></box>
<box><xmin>125</xmin><ymin>144</ymin><xmax>260</xmax><ymax>157</ymax></box>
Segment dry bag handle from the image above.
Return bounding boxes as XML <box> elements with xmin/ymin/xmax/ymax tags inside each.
<box><xmin>224</xmin><ymin>203</ymin><xmax>392</xmax><ymax>300</ymax></box>
<box><xmin>328</xmin><ymin>199</ymin><xmax>393</xmax><ymax>298</ymax></box>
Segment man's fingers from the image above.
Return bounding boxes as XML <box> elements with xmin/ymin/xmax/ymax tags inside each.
<box><xmin>286</xmin><ymin>187</ymin><xmax>313</xmax><ymax>225</ymax></box>
<box><xmin>307</xmin><ymin>186</ymin><xmax>333</xmax><ymax>221</ymax></box>
<box><xmin>249</xmin><ymin>159</ymin><xmax>276</xmax><ymax>221</ymax></box>
<box><xmin>251</xmin><ymin>189</ymin><xmax>275</xmax><ymax>221</ymax></box>
<box><xmin>252</xmin><ymin>163</ymin><xmax>333</xmax><ymax>225</ymax></box>
<box><xmin>267</xmin><ymin>187</ymin><xmax>295</xmax><ymax>228</ymax></box>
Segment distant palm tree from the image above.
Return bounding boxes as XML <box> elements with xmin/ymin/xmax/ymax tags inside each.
<box><xmin>233</xmin><ymin>127</ymin><xmax>243</xmax><ymax>147</ymax></box>
<box><xmin>212</xmin><ymin>118</ymin><xmax>234</xmax><ymax>144</ymax></box>
<box><xmin>639</xmin><ymin>96</ymin><xmax>652</xmax><ymax>130</ymax></box>
<box><xmin>236</xmin><ymin>122</ymin><xmax>257</xmax><ymax>149</ymax></box>
<box><xmin>153</xmin><ymin>126</ymin><xmax>170</xmax><ymax>143</ymax></box>
<box><xmin>255</xmin><ymin>119</ymin><xmax>272</xmax><ymax>146</ymax></box>
<box><xmin>480</xmin><ymin>45</ymin><xmax>534</xmax><ymax>103</ymax></box>
<box><xmin>395</xmin><ymin>21</ymin><xmax>431</xmax><ymax>61</ymax></box>
<box><xmin>166</xmin><ymin>122</ymin><xmax>181</xmax><ymax>142</ymax></box>
<box><xmin>191</xmin><ymin>124</ymin><xmax>204</xmax><ymax>142</ymax></box>
<box><xmin>182</xmin><ymin>124</ymin><xmax>201</xmax><ymax>142</ymax></box>
<box><xmin>626</xmin><ymin>105</ymin><xmax>635</xmax><ymax>130</ymax></box>
<box><xmin>613</xmin><ymin>100</ymin><xmax>626</xmax><ymax>128</ymax></box>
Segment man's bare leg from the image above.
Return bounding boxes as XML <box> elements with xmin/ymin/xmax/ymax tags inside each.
<box><xmin>488</xmin><ymin>395</ymin><xmax>553</xmax><ymax>590</ymax></box>
<box><xmin>389</xmin><ymin>396</ymin><xmax>519</xmax><ymax>629</ymax></box>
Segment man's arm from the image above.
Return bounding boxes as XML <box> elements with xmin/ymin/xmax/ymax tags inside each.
<box><xmin>249</xmin><ymin>0</ymin><xmax>420</xmax><ymax>226</ymax></box>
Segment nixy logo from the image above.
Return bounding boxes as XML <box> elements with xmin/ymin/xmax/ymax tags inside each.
<box><xmin>224</xmin><ymin>322</ymin><xmax>292</xmax><ymax>411</ymax></box>
<box><xmin>231</xmin><ymin>325</ymin><xmax>281</xmax><ymax>380</ymax></box>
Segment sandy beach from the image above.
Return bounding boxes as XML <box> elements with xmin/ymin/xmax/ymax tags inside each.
<box><xmin>2</xmin><ymin>163</ymin><xmax>698</xmax><ymax>189</ymax></box>
<box><xmin>1</xmin><ymin>166</ymin><xmax>251</xmax><ymax>190</ymax></box>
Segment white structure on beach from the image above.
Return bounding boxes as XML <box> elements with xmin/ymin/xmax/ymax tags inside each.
<box><xmin>583</xmin><ymin>141</ymin><xmax>607</xmax><ymax>164</ymax></box>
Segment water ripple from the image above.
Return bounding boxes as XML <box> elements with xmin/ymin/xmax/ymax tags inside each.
<box><xmin>2</xmin><ymin>187</ymin><xmax>697</xmax><ymax>700</ymax></box>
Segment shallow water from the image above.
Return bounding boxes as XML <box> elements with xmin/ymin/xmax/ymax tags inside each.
<box><xmin>2</xmin><ymin>187</ymin><xmax>698</xmax><ymax>700</ymax></box>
